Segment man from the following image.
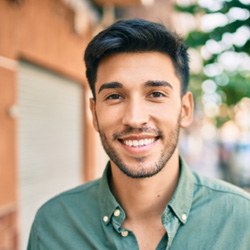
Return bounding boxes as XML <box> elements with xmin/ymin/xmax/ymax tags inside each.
<box><xmin>28</xmin><ymin>19</ymin><xmax>250</xmax><ymax>250</ymax></box>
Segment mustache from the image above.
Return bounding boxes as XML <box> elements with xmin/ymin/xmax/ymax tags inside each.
<box><xmin>112</xmin><ymin>126</ymin><xmax>163</xmax><ymax>140</ymax></box>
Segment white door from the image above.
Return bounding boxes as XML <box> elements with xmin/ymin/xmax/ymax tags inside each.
<box><xmin>17</xmin><ymin>62</ymin><xmax>84</xmax><ymax>250</ymax></box>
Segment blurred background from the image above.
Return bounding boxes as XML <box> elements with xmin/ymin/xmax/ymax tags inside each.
<box><xmin>0</xmin><ymin>0</ymin><xmax>249</xmax><ymax>249</ymax></box>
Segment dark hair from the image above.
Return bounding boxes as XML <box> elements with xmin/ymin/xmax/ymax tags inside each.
<box><xmin>84</xmin><ymin>18</ymin><xmax>189</xmax><ymax>98</ymax></box>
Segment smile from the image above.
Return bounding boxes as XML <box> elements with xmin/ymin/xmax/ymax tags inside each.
<box><xmin>120</xmin><ymin>138</ymin><xmax>157</xmax><ymax>147</ymax></box>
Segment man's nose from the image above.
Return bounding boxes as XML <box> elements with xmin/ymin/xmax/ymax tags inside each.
<box><xmin>122</xmin><ymin>99</ymin><xmax>149</xmax><ymax>128</ymax></box>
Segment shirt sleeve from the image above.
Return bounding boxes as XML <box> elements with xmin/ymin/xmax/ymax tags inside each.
<box><xmin>27</xmin><ymin>220</ymin><xmax>39</xmax><ymax>250</ymax></box>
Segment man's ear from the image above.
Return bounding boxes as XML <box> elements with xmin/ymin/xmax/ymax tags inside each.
<box><xmin>89</xmin><ymin>98</ymin><xmax>99</xmax><ymax>132</ymax></box>
<box><xmin>180</xmin><ymin>91</ymin><xmax>194</xmax><ymax>128</ymax></box>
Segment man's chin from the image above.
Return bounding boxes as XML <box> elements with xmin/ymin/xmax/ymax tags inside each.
<box><xmin>115</xmin><ymin>162</ymin><xmax>163</xmax><ymax>179</ymax></box>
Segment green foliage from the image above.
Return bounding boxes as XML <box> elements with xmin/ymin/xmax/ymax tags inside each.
<box><xmin>185</xmin><ymin>31</ymin><xmax>210</xmax><ymax>47</ymax></box>
<box><xmin>175</xmin><ymin>0</ymin><xmax>250</xmax><ymax>126</ymax></box>
<box><xmin>218</xmin><ymin>72</ymin><xmax>250</xmax><ymax>105</ymax></box>
<box><xmin>235</xmin><ymin>39</ymin><xmax>250</xmax><ymax>53</ymax></box>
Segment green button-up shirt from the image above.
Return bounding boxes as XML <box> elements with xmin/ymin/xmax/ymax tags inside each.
<box><xmin>28</xmin><ymin>159</ymin><xmax>250</xmax><ymax>250</ymax></box>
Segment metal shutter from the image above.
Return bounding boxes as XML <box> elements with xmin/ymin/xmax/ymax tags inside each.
<box><xmin>17</xmin><ymin>62</ymin><xmax>84</xmax><ymax>250</ymax></box>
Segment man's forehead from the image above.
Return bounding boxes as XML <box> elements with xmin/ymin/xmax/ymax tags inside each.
<box><xmin>95</xmin><ymin>51</ymin><xmax>180</xmax><ymax>93</ymax></box>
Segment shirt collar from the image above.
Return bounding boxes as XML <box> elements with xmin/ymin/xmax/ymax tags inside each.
<box><xmin>167</xmin><ymin>158</ymin><xmax>195</xmax><ymax>224</ymax></box>
<box><xmin>98</xmin><ymin>158</ymin><xmax>195</xmax><ymax>225</ymax></box>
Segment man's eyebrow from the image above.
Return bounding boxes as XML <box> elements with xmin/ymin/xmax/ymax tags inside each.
<box><xmin>98</xmin><ymin>82</ymin><xmax>123</xmax><ymax>94</ymax></box>
<box><xmin>144</xmin><ymin>80</ymin><xmax>173</xmax><ymax>89</ymax></box>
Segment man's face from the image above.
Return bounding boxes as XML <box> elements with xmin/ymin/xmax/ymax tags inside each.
<box><xmin>90</xmin><ymin>52</ymin><xmax>193</xmax><ymax>178</ymax></box>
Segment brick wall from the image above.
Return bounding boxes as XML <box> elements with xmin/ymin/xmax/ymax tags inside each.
<box><xmin>0</xmin><ymin>0</ymin><xmax>96</xmax><ymax>249</ymax></box>
<box><xmin>0</xmin><ymin>207</ymin><xmax>17</xmax><ymax>250</ymax></box>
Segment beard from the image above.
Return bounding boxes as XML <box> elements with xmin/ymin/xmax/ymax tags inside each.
<box><xmin>96</xmin><ymin>113</ymin><xmax>181</xmax><ymax>179</ymax></box>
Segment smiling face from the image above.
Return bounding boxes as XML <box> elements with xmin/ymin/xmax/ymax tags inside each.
<box><xmin>90</xmin><ymin>52</ymin><xmax>193</xmax><ymax>178</ymax></box>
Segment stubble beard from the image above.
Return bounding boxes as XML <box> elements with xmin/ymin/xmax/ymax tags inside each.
<box><xmin>97</xmin><ymin>114</ymin><xmax>181</xmax><ymax>179</ymax></box>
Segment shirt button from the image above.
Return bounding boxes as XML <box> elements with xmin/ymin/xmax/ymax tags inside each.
<box><xmin>182</xmin><ymin>214</ymin><xmax>187</xmax><ymax>222</ymax></box>
<box><xmin>103</xmin><ymin>216</ymin><xmax>109</xmax><ymax>223</ymax></box>
<box><xmin>121</xmin><ymin>230</ymin><xmax>129</xmax><ymax>237</ymax></box>
<box><xmin>114</xmin><ymin>209</ymin><xmax>121</xmax><ymax>217</ymax></box>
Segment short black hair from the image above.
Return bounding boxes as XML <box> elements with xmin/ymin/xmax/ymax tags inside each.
<box><xmin>84</xmin><ymin>18</ymin><xmax>189</xmax><ymax>98</ymax></box>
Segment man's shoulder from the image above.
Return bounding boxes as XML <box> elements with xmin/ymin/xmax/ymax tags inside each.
<box><xmin>190</xmin><ymin>172</ymin><xmax>250</xmax><ymax>239</ymax></box>
<box><xmin>36</xmin><ymin>178</ymin><xmax>101</xmax><ymax>219</ymax></box>
<box><xmin>192</xmin><ymin>171</ymin><xmax>250</xmax><ymax>204</ymax></box>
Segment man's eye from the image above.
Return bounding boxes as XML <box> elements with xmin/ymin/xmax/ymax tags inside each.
<box><xmin>106</xmin><ymin>93</ymin><xmax>122</xmax><ymax>100</ymax></box>
<box><xmin>149</xmin><ymin>92</ymin><xmax>166</xmax><ymax>98</ymax></box>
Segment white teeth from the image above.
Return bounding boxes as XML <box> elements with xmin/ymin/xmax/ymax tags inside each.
<box><xmin>123</xmin><ymin>138</ymin><xmax>155</xmax><ymax>147</ymax></box>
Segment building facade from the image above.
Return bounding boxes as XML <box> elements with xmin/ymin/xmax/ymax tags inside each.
<box><xmin>0</xmin><ymin>0</ymin><xmax>97</xmax><ymax>248</ymax></box>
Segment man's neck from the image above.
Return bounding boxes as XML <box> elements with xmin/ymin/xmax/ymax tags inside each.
<box><xmin>110</xmin><ymin>153</ymin><xmax>180</xmax><ymax>220</ymax></box>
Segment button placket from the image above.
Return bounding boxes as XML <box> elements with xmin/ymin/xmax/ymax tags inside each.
<box><xmin>111</xmin><ymin>208</ymin><xmax>129</xmax><ymax>238</ymax></box>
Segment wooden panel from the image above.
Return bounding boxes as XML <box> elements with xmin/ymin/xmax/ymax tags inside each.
<box><xmin>0</xmin><ymin>66</ymin><xmax>17</xmax><ymax>206</ymax></box>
